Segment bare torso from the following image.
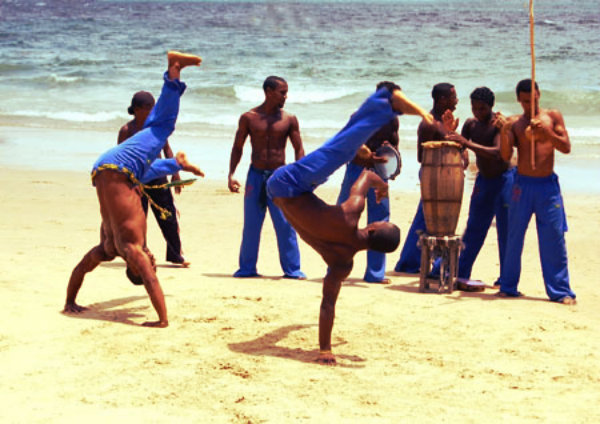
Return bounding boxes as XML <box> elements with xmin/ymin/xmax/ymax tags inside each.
<box><xmin>511</xmin><ymin>109</ymin><xmax>565</xmax><ymax>177</ymax></box>
<box><xmin>245</xmin><ymin>107</ymin><xmax>298</xmax><ymax>170</ymax></box>
<box><xmin>462</xmin><ymin>116</ymin><xmax>508</xmax><ymax>178</ymax></box>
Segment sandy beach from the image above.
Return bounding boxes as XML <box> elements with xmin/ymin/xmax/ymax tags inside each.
<box><xmin>1</xmin><ymin>166</ymin><xmax>599</xmax><ymax>423</ymax></box>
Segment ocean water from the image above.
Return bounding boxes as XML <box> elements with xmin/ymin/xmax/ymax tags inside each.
<box><xmin>0</xmin><ymin>0</ymin><xmax>599</xmax><ymax>191</ymax></box>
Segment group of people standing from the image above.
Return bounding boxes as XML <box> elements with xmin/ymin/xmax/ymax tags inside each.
<box><xmin>63</xmin><ymin>50</ymin><xmax>576</xmax><ymax>365</ymax></box>
<box><xmin>227</xmin><ymin>75</ymin><xmax>576</xmax><ymax>307</ymax></box>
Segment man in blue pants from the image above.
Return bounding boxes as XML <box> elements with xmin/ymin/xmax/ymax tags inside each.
<box><xmin>440</xmin><ymin>87</ymin><xmax>515</xmax><ymax>284</ymax></box>
<box><xmin>394</xmin><ymin>83</ymin><xmax>467</xmax><ymax>273</ymax></box>
<box><xmin>64</xmin><ymin>52</ymin><xmax>204</xmax><ymax>327</ymax></box>
<box><xmin>267</xmin><ymin>85</ymin><xmax>433</xmax><ymax>364</ymax></box>
<box><xmin>497</xmin><ymin>79</ymin><xmax>576</xmax><ymax>304</ymax></box>
<box><xmin>228</xmin><ymin>76</ymin><xmax>305</xmax><ymax>279</ymax></box>
<box><xmin>118</xmin><ymin>91</ymin><xmax>190</xmax><ymax>267</ymax></box>
<box><xmin>337</xmin><ymin>82</ymin><xmax>400</xmax><ymax>284</ymax></box>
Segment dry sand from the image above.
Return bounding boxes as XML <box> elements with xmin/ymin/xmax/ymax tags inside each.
<box><xmin>1</xmin><ymin>167</ymin><xmax>599</xmax><ymax>423</ymax></box>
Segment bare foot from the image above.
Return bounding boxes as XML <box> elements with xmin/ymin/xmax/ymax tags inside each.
<box><xmin>558</xmin><ymin>296</ymin><xmax>576</xmax><ymax>305</ymax></box>
<box><xmin>176</xmin><ymin>151</ymin><xmax>204</xmax><ymax>177</ymax></box>
<box><xmin>316</xmin><ymin>351</ymin><xmax>337</xmax><ymax>366</ymax></box>
<box><xmin>390</xmin><ymin>89</ymin><xmax>433</xmax><ymax>125</ymax></box>
<box><xmin>63</xmin><ymin>302</ymin><xmax>88</xmax><ymax>313</ymax></box>
<box><xmin>167</xmin><ymin>51</ymin><xmax>202</xmax><ymax>80</ymax></box>
<box><xmin>142</xmin><ymin>320</ymin><xmax>169</xmax><ymax>328</ymax></box>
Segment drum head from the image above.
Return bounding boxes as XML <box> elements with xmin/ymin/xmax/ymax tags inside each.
<box><xmin>373</xmin><ymin>144</ymin><xmax>401</xmax><ymax>180</ymax></box>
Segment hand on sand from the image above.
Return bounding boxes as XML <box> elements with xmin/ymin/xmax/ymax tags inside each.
<box><xmin>142</xmin><ymin>320</ymin><xmax>169</xmax><ymax>328</ymax></box>
<box><xmin>316</xmin><ymin>351</ymin><xmax>337</xmax><ymax>366</ymax></box>
<box><xmin>63</xmin><ymin>302</ymin><xmax>88</xmax><ymax>313</ymax></box>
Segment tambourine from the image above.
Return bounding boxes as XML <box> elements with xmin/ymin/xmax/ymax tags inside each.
<box><xmin>373</xmin><ymin>144</ymin><xmax>402</xmax><ymax>180</ymax></box>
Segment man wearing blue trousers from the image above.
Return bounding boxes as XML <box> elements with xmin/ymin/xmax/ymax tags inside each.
<box><xmin>64</xmin><ymin>51</ymin><xmax>204</xmax><ymax>327</ymax></box>
<box><xmin>337</xmin><ymin>82</ymin><xmax>400</xmax><ymax>283</ymax></box>
<box><xmin>497</xmin><ymin>79</ymin><xmax>576</xmax><ymax>304</ymax></box>
<box><xmin>267</xmin><ymin>84</ymin><xmax>433</xmax><ymax>364</ymax></box>
<box><xmin>394</xmin><ymin>83</ymin><xmax>467</xmax><ymax>273</ymax></box>
<box><xmin>438</xmin><ymin>87</ymin><xmax>515</xmax><ymax>284</ymax></box>
<box><xmin>228</xmin><ymin>76</ymin><xmax>305</xmax><ymax>279</ymax></box>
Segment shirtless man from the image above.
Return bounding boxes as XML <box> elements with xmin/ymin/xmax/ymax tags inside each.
<box><xmin>228</xmin><ymin>76</ymin><xmax>305</xmax><ymax>279</ymax></box>
<box><xmin>267</xmin><ymin>85</ymin><xmax>433</xmax><ymax>364</ymax></box>
<box><xmin>394</xmin><ymin>82</ymin><xmax>467</xmax><ymax>273</ymax></box>
<box><xmin>444</xmin><ymin>87</ymin><xmax>514</xmax><ymax>284</ymax></box>
<box><xmin>497</xmin><ymin>79</ymin><xmax>576</xmax><ymax>304</ymax></box>
<box><xmin>118</xmin><ymin>91</ymin><xmax>189</xmax><ymax>267</ymax></box>
<box><xmin>63</xmin><ymin>51</ymin><xmax>203</xmax><ymax>327</ymax></box>
<box><xmin>337</xmin><ymin>81</ymin><xmax>400</xmax><ymax>284</ymax></box>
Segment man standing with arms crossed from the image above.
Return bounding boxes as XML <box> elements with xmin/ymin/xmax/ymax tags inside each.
<box><xmin>228</xmin><ymin>76</ymin><xmax>306</xmax><ymax>279</ymax></box>
<box><xmin>497</xmin><ymin>79</ymin><xmax>575</xmax><ymax>304</ymax></box>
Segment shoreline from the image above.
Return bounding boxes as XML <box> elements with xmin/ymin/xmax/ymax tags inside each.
<box><xmin>1</xmin><ymin>124</ymin><xmax>599</xmax><ymax>195</ymax></box>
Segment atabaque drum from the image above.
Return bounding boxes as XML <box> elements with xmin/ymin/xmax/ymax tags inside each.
<box><xmin>420</xmin><ymin>141</ymin><xmax>464</xmax><ymax>236</ymax></box>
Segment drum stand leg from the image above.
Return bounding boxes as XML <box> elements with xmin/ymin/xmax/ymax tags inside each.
<box><xmin>418</xmin><ymin>234</ymin><xmax>461</xmax><ymax>294</ymax></box>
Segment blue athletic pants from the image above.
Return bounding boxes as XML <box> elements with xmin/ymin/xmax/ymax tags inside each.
<box><xmin>457</xmin><ymin>168</ymin><xmax>514</xmax><ymax>281</ymax></box>
<box><xmin>498</xmin><ymin>173</ymin><xmax>575</xmax><ymax>301</ymax></box>
<box><xmin>267</xmin><ymin>88</ymin><xmax>398</xmax><ymax>199</ymax></box>
<box><xmin>92</xmin><ymin>72</ymin><xmax>185</xmax><ymax>183</ymax></box>
<box><xmin>234</xmin><ymin>166</ymin><xmax>305</xmax><ymax>278</ymax></box>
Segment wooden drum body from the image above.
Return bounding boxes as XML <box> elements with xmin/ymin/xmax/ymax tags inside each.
<box><xmin>420</xmin><ymin>141</ymin><xmax>464</xmax><ymax>236</ymax></box>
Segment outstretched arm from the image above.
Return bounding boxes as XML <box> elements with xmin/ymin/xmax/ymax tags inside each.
<box><xmin>318</xmin><ymin>262</ymin><xmax>353</xmax><ymax>365</ymax></box>
<box><xmin>228</xmin><ymin>114</ymin><xmax>249</xmax><ymax>192</ymax></box>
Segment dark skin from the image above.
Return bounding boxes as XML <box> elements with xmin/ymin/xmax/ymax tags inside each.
<box><xmin>352</xmin><ymin>118</ymin><xmax>399</xmax><ymax>168</ymax></box>
<box><xmin>446</xmin><ymin>99</ymin><xmax>509</xmax><ymax>179</ymax></box>
<box><xmin>500</xmin><ymin>89</ymin><xmax>570</xmax><ymax>177</ymax></box>
<box><xmin>417</xmin><ymin>86</ymin><xmax>469</xmax><ymax>167</ymax></box>
<box><xmin>228</xmin><ymin>80</ymin><xmax>305</xmax><ymax>193</ymax></box>
<box><xmin>273</xmin><ymin>170</ymin><xmax>391</xmax><ymax>365</ymax></box>
<box><xmin>63</xmin><ymin>52</ymin><xmax>203</xmax><ymax>327</ymax></box>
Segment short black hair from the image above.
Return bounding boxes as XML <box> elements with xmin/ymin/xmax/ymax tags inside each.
<box><xmin>367</xmin><ymin>222</ymin><xmax>401</xmax><ymax>253</ymax></box>
<box><xmin>127</xmin><ymin>91</ymin><xmax>155</xmax><ymax>115</ymax></box>
<box><xmin>432</xmin><ymin>83</ymin><xmax>455</xmax><ymax>101</ymax></box>
<box><xmin>516</xmin><ymin>79</ymin><xmax>539</xmax><ymax>96</ymax></box>
<box><xmin>263</xmin><ymin>76</ymin><xmax>287</xmax><ymax>92</ymax></box>
<box><xmin>376</xmin><ymin>81</ymin><xmax>401</xmax><ymax>93</ymax></box>
<box><xmin>470</xmin><ymin>86</ymin><xmax>495</xmax><ymax>107</ymax></box>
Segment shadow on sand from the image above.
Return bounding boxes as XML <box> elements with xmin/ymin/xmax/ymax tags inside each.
<box><xmin>61</xmin><ymin>295</ymin><xmax>151</xmax><ymax>327</ymax></box>
<box><xmin>228</xmin><ymin>324</ymin><xmax>366</xmax><ymax>368</ymax></box>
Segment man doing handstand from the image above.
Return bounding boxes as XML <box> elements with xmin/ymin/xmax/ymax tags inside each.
<box><xmin>63</xmin><ymin>51</ymin><xmax>203</xmax><ymax>327</ymax></box>
<box><xmin>267</xmin><ymin>84</ymin><xmax>433</xmax><ymax>364</ymax></box>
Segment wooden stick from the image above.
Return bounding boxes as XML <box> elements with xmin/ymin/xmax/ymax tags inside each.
<box><xmin>529</xmin><ymin>0</ymin><xmax>536</xmax><ymax>169</ymax></box>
